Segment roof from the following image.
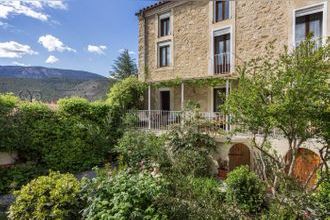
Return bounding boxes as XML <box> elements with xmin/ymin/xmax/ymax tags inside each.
<box><xmin>135</xmin><ymin>1</ymin><xmax>170</xmax><ymax>16</ymax></box>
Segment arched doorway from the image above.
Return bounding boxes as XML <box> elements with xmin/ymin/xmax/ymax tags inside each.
<box><xmin>229</xmin><ymin>143</ymin><xmax>250</xmax><ymax>171</ymax></box>
<box><xmin>285</xmin><ymin>148</ymin><xmax>321</xmax><ymax>187</ymax></box>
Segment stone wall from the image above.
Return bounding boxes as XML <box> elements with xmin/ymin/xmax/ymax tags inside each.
<box><xmin>138</xmin><ymin>0</ymin><xmax>210</xmax><ymax>82</ymax></box>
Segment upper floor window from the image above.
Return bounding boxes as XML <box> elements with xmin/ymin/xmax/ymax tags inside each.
<box><xmin>214</xmin><ymin>0</ymin><xmax>230</xmax><ymax>22</ymax></box>
<box><xmin>214</xmin><ymin>28</ymin><xmax>231</xmax><ymax>74</ymax></box>
<box><xmin>295</xmin><ymin>4</ymin><xmax>325</xmax><ymax>46</ymax></box>
<box><xmin>159</xmin><ymin>13</ymin><xmax>171</xmax><ymax>37</ymax></box>
<box><xmin>159</xmin><ymin>42</ymin><xmax>171</xmax><ymax>67</ymax></box>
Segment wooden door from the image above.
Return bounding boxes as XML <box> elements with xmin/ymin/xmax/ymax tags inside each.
<box><xmin>285</xmin><ymin>148</ymin><xmax>320</xmax><ymax>187</ymax></box>
<box><xmin>160</xmin><ymin>91</ymin><xmax>170</xmax><ymax>111</ymax></box>
<box><xmin>229</xmin><ymin>144</ymin><xmax>250</xmax><ymax>171</ymax></box>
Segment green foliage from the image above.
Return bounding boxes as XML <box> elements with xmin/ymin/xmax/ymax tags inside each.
<box><xmin>110</xmin><ymin>49</ymin><xmax>137</xmax><ymax>80</ymax></box>
<box><xmin>107</xmin><ymin>76</ymin><xmax>147</xmax><ymax>111</ymax></box>
<box><xmin>314</xmin><ymin>175</ymin><xmax>330</xmax><ymax>218</ymax></box>
<box><xmin>0</xmin><ymin>93</ymin><xmax>19</xmax><ymax>152</ymax></box>
<box><xmin>225</xmin><ymin>166</ymin><xmax>266</xmax><ymax>213</ymax></box>
<box><xmin>115</xmin><ymin>130</ymin><xmax>169</xmax><ymax>171</ymax></box>
<box><xmin>8</xmin><ymin>171</ymin><xmax>81</xmax><ymax>220</ymax></box>
<box><xmin>261</xmin><ymin>201</ymin><xmax>297</xmax><ymax>220</ymax></box>
<box><xmin>0</xmin><ymin>95</ymin><xmax>120</xmax><ymax>194</ymax></box>
<box><xmin>225</xmin><ymin>39</ymin><xmax>329</xmax><ymax>139</ymax></box>
<box><xmin>166</xmin><ymin>114</ymin><xmax>217</xmax><ymax>177</ymax></box>
<box><xmin>0</xmin><ymin>163</ymin><xmax>46</xmax><ymax>195</ymax></box>
<box><xmin>82</xmin><ymin>169</ymin><xmax>168</xmax><ymax>219</ymax></box>
<box><xmin>156</xmin><ymin>175</ymin><xmax>237</xmax><ymax>220</ymax></box>
<box><xmin>151</xmin><ymin>77</ymin><xmax>226</xmax><ymax>89</ymax></box>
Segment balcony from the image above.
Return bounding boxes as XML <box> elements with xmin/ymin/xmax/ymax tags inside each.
<box><xmin>130</xmin><ymin>110</ymin><xmax>229</xmax><ymax>132</ymax></box>
<box><xmin>214</xmin><ymin>53</ymin><xmax>231</xmax><ymax>74</ymax></box>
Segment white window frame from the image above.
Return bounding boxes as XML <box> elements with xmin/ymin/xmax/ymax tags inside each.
<box><xmin>159</xmin><ymin>12</ymin><xmax>171</xmax><ymax>37</ymax></box>
<box><xmin>157</xmin><ymin>41</ymin><xmax>172</xmax><ymax>68</ymax></box>
<box><xmin>292</xmin><ymin>2</ymin><xmax>328</xmax><ymax>47</ymax></box>
<box><xmin>210</xmin><ymin>25</ymin><xmax>233</xmax><ymax>75</ymax></box>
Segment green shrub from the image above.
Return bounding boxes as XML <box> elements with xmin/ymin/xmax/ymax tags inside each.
<box><xmin>0</xmin><ymin>163</ymin><xmax>46</xmax><ymax>194</ymax></box>
<box><xmin>106</xmin><ymin>76</ymin><xmax>146</xmax><ymax>111</ymax></box>
<box><xmin>14</xmin><ymin>101</ymin><xmax>57</xmax><ymax>162</ymax></box>
<box><xmin>82</xmin><ymin>169</ymin><xmax>168</xmax><ymax>219</ymax></box>
<box><xmin>41</xmin><ymin>117</ymin><xmax>109</xmax><ymax>172</ymax></box>
<box><xmin>314</xmin><ymin>175</ymin><xmax>330</xmax><ymax>219</ymax></box>
<box><xmin>261</xmin><ymin>201</ymin><xmax>297</xmax><ymax>220</ymax></box>
<box><xmin>8</xmin><ymin>171</ymin><xmax>81</xmax><ymax>220</ymax></box>
<box><xmin>157</xmin><ymin>175</ymin><xmax>231</xmax><ymax>220</ymax></box>
<box><xmin>115</xmin><ymin>130</ymin><xmax>169</xmax><ymax>171</ymax></box>
<box><xmin>166</xmin><ymin>116</ymin><xmax>217</xmax><ymax>177</ymax></box>
<box><xmin>225</xmin><ymin>166</ymin><xmax>266</xmax><ymax>213</ymax></box>
<box><xmin>0</xmin><ymin>93</ymin><xmax>19</xmax><ymax>152</ymax></box>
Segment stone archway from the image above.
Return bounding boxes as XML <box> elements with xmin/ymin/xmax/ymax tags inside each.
<box><xmin>228</xmin><ymin>143</ymin><xmax>250</xmax><ymax>171</ymax></box>
<box><xmin>285</xmin><ymin>148</ymin><xmax>321</xmax><ymax>187</ymax></box>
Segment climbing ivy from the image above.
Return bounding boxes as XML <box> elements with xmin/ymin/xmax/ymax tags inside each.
<box><xmin>149</xmin><ymin>77</ymin><xmax>229</xmax><ymax>88</ymax></box>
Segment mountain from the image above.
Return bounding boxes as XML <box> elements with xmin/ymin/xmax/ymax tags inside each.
<box><xmin>0</xmin><ymin>66</ymin><xmax>114</xmax><ymax>102</ymax></box>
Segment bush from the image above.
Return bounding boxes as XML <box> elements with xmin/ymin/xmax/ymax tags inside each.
<box><xmin>0</xmin><ymin>163</ymin><xmax>46</xmax><ymax>194</ymax></box>
<box><xmin>0</xmin><ymin>93</ymin><xmax>19</xmax><ymax>152</ymax></box>
<box><xmin>157</xmin><ymin>175</ymin><xmax>233</xmax><ymax>220</ymax></box>
<box><xmin>82</xmin><ymin>169</ymin><xmax>168</xmax><ymax>219</ymax></box>
<box><xmin>41</xmin><ymin>116</ymin><xmax>109</xmax><ymax>172</ymax></box>
<box><xmin>314</xmin><ymin>175</ymin><xmax>330</xmax><ymax>219</ymax></box>
<box><xmin>106</xmin><ymin>76</ymin><xmax>146</xmax><ymax>111</ymax></box>
<box><xmin>166</xmin><ymin>115</ymin><xmax>217</xmax><ymax>177</ymax></box>
<box><xmin>14</xmin><ymin>101</ymin><xmax>57</xmax><ymax>162</ymax></box>
<box><xmin>225</xmin><ymin>166</ymin><xmax>266</xmax><ymax>213</ymax></box>
<box><xmin>115</xmin><ymin>130</ymin><xmax>169</xmax><ymax>171</ymax></box>
<box><xmin>8</xmin><ymin>171</ymin><xmax>81</xmax><ymax>220</ymax></box>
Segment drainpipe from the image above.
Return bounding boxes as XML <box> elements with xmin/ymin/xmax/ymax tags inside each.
<box><xmin>181</xmin><ymin>83</ymin><xmax>184</xmax><ymax>111</ymax></box>
<box><xmin>148</xmin><ymin>85</ymin><xmax>151</xmax><ymax>129</ymax></box>
<box><xmin>225</xmin><ymin>79</ymin><xmax>230</xmax><ymax>132</ymax></box>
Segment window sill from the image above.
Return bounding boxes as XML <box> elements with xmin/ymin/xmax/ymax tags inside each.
<box><xmin>156</xmin><ymin>66</ymin><xmax>174</xmax><ymax>71</ymax></box>
<box><xmin>157</xmin><ymin>35</ymin><xmax>172</xmax><ymax>41</ymax></box>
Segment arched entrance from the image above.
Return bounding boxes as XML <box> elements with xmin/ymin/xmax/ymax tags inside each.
<box><xmin>285</xmin><ymin>148</ymin><xmax>321</xmax><ymax>187</ymax></box>
<box><xmin>228</xmin><ymin>143</ymin><xmax>250</xmax><ymax>171</ymax></box>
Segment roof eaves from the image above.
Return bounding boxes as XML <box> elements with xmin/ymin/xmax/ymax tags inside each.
<box><xmin>135</xmin><ymin>1</ymin><xmax>170</xmax><ymax>16</ymax></box>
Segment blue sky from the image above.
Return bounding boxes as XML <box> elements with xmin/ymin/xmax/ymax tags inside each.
<box><xmin>0</xmin><ymin>0</ymin><xmax>154</xmax><ymax>77</ymax></box>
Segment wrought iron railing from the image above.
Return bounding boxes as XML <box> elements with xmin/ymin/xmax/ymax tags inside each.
<box><xmin>214</xmin><ymin>53</ymin><xmax>231</xmax><ymax>74</ymax></box>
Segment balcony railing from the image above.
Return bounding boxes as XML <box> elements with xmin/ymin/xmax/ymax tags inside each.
<box><xmin>130</xmin><ymin>110</ymin><xmax>229</xmax><ymax>132</ymax></box>
<box><xmin>214</xmin><ymin>53</ymin><xmax>231</xmax><ymax>74</ymax></box>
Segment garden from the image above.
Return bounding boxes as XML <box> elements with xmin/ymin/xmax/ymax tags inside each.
<box><xmin>0</xmin><ymin>39</ymin><xmax>329</xmax><ymax>219</ymax></box>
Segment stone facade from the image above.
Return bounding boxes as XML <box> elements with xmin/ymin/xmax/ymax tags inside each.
<box><xmin>138</xmin><ymin>0</ymin><xmax>329</xmax><ymax>82</ymax></box>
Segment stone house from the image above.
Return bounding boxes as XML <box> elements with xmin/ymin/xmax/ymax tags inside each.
<box><xmin>135</xmin><ymin>0</ymin><xmax>328</xmax><ymax>178</ymax></box>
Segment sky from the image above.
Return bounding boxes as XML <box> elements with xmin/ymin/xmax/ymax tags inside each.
<box><xmin>0</xmin><ymin>0</ymin><xmax>155</xmax><ymax>77</ymax></box>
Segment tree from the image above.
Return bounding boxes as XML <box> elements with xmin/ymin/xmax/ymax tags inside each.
<box><xmin>225</xmin><ymin>38</ymin><xmax>330</xmax><ymax>194</ymax></box>
<box><xmin>110</xmin><ymin>49</ymin><xmax>137</xmax><ymax>80</ymax></box>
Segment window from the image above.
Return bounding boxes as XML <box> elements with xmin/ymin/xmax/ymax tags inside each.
<box><xmin>159</xmin><ymin>13</ymin><xmax>170</xmax><ymax>37</ymax></box>
<box><xmin>160</xmin><ymin>17</ymin><xmax>170</xmax><ymax>36</ymax></box>
<box><xmin>215</xmin><ymin>0</ymin><xmax>230</xmax><ymax>22</ymax></box>
<box><xmin>213</xmin><ymin>88</ymin><xmax>226</xmax><ymax>112</ymax></box>
<box><xmin>159</xmin><ymin>43</ymin><xmax>171</xmax><ymax>67</ymax></box>
<box><xmin>214</xmin><ymin>32</ymin><xmax>231</xmax><ymax>74</ymax></box>
<box><xmin>295</xmin><ymin>4</ymin><xmax>325</xmax><ymax>46</ymax></box>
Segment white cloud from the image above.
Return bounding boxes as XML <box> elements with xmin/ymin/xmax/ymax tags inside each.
<box><xmin>12</xmin><ymin>61</ymin><xmax>29</xmax><ymax>66</ymax></box>
<box><xmin>46</xmin><ymin>1</ymin><xmax>67</xmax><ymax>10</ymax></box>
<box><xmin>38</xmin><ymin>34</ymin><xmax>76</xmax><ymax>52</ymax></box>
<box><xmin>0</xmin><ymin>1</ymin><xmax>67</xmax><ymax>22</ymax></box>
<box><xmin>87</xmin><ymin>45</ymin><xmax>107</xmax><ymax>55</ymax></box>
<box><xmin>0</xmin><ymin>41</ymin><xmax>37</xmax><ymax>58</ymax></box>
<box><xmin>45</xmin><ymin>55</ymin><xmax>59</xmax><ymax>64</ymax></box>
<box><xmin>118</xmin><ymin>48</ymin><xmax>136</xmax><ymax>55</ymax></box>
